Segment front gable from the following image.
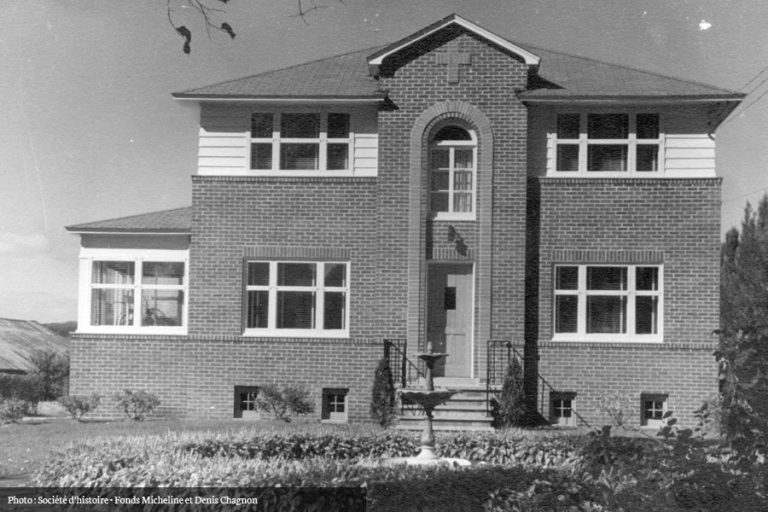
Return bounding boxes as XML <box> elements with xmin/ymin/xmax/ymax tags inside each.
<box><xmin>367</xmin><ymin>14</ymin><xmax>539</xmax><ymax>78</ymax></box>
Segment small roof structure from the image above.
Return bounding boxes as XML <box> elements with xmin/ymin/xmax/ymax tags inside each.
<box><xmin>0</xmin><ymin>319</ymin><xmax>70</xmax><ymax>374</ymax></box>
<box><xmin>65</xmin><ymin>207</ymin><xmax>192</xmax><ymax>234</ymax></box>
<box><xmin>173</xmin><ymin>14</ymin><xmax>743</xmax><ymax>103</ymax></box>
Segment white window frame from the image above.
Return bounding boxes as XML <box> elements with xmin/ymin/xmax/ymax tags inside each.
<box><xmin>429</xmin><ymin>127</ymin><xmax>477</xmax><ymax>221</ymax></box>
<box><xmin>243</xmin><ymin>260</ymin><xmax>350</xmax><ymax>338</ymax></box>
<box><xmin>77</xmin><ymin>249</ymin><xmax>189</xmax><ymax>335</ymax></box>
<box><xmin>322</xmin><ymin>388</ymin><xmax>349</xmax><ymax>423</ymax></box>
<box><xmin>550</xmin><ymin>111</ymin><xmax>664</xmax><ymax>176</ymax></box>
<box><xmin>552</xmin><ymin>264</ymin><xmax>663</xmax><ymax>343</ymax></box>
<box><xmin>640</xmin><ymin>393</ymin><xmax>668</xmax><ymax>428</ymax></box>
<box><xmin>550</xmin><ymin>392</ymin><xmax>575</xmax><ymax>427</ymax></box>
<box><xmin>249</xmin><ymin>111</ymin><xmax>354</xmax><ymax>175</ymax></box>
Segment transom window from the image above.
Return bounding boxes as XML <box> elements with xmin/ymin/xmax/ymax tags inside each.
<box><xmin>250</xmin><ymin>112</ymin><xmax>351</xmax><ymax>172</ymax></box>
<box><xmin>245</xmin><ymin>261</ymin><xmax>349</xmax><ymax>336</ymax></box>
<box><xmin>554</xmin><ymin>113</ymin><xmax>661</xmax><ymax>174</ymax></box>
<box><xmin>550</xmin><ymin>392</ymin><xmax>576</xmax><ymax>427</ymax></box>
<box><xmin>89</xmin><ymin>258</ymin><xmax>186</xmax><ymax>331</ymax></box>
<box><xmin>553</xmin><ymin>264</ymin><xmax>662</xmax><ymax>341</ymax></box>
<box><xmin>641</xmin><ymin>393</ymin><xmax>668</xmax><ymax>428</ymax></box>
<box><xmin>429</xmin><ymin>124</ymin><xmax>476</xmax><ymax>219</ymax></box>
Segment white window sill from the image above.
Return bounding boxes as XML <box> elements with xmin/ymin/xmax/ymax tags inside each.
<box><xmin>320</xmin><ymin>418</ymin><xmax>348</xmax><ymax>424</ymax></box>
<box><xmin>431</xmin><ymin>212</ymin><xmax>476</xmax><ymax>221</ymax></box>
<box><xmin>551</xmin><ymin>334</ymin><xmax>663</xmax><ymax>344</ymax></box>
<box><xmin>242</xmin><ymin>329</ymin><xmax>349</xmax><ymax>339</ymax></box>
<box><xmin>77</xmin><ymin>326</ymin><xmax>187</xmax><ymax>336</ymax></box>
<box><xmin>547</xmin><ymin>171</ymin><xmax>662</xmax><ymax>178</ymax></box>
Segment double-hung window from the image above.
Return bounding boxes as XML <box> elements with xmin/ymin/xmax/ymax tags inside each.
<box><xmin>429</xmin><ymin>125</ymin><xmax>476</xmax><ymax>219</ymax></box>
<box><xmin>554</xmin><ymin>113</ymin><xmax>661</xmax><ymax>174</ymax></box>
<box><xmin>86</xmin><ymin>254</ymin><xmax>187</xmax><ymax>333</ymax></box>
<box><xmin>245</xmin><ymin>261</ymin><xmax>349</xmax><ymax>337</ymax></box>
<box><xmin>250</xmin><ymin>112</ymin><xmax>351</xmax><ymax>172</ymax></box>
<box><xmin>553</xmin><ymin>264</ymin><xmax>662</xmax><ymax>341</ymax></box>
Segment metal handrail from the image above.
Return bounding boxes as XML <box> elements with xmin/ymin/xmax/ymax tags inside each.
<box><xmin>383</xmin><ymin>338</ymin><xmax>425</xmax><ymax>389</ymax></box>
<box><xmin>486</xmin><ymin>340</ymin><xmax>591</xmax><ymax>428</ymax></box>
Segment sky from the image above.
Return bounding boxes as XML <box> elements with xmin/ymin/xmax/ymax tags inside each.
<box><xmin>1</xmin><ymin>0</ymin><xmax>767</xmax><ymax>323</ymax></box>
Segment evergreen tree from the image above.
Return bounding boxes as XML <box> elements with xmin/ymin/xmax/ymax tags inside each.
<box><xmin>720</xmin><ymin>194</ymin><xmax>768</xmax><ymax>333</ymax></box>
<box><xmin>496</xmin><ymin>357</ymin><xmax>527</xmax><ymax>427</ymax></box>
<box><xmin>370</xmin><ymin>357</ymin><xmax>396</xmax><ymax>427</ymax></box>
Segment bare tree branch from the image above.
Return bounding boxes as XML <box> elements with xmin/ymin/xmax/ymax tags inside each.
<box><xmin>167</xmin><ymin>0</ymin><xmax>235</xmax><ymax>54</ymax></box>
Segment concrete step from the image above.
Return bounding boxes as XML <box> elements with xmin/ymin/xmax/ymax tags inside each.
<box><xmin>400</xmin><ymin>408</ymin><xmax>490</xmax><ymax>420</ymax></box>
<box><xmin>395</xmin><ymin>415</ymin><xmax>494</xmax><ymax>432</ymax></box>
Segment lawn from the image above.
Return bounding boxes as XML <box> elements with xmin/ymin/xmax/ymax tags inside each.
<box><xmin>0</xmin><ymin>407</ymin><xmax>573</xmax><ymax>483</ymax></box>
<box><xmin>0</xmin><ymin>414</ymin><xmax>373</xmax><ymax>481</ymax></box>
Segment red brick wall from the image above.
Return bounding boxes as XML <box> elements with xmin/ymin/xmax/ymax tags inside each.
<box><xmin>377</xmin><ymin>27</ymin><xmax>530</xmax><ymax>371</ymax></box>
<box><xmin>189</xmin><ymin>176</ymin><xmax>380</xmax><ymax>338</ymax></box>
<box><xmin>530</xmin><ymin>177</ymin><xmax>721</xmax><ymax>426</ymax></box>
<box><xmin>70</xmin><ymin>334</ymin><xmax>382</xmax><ymax>422</ymax></box>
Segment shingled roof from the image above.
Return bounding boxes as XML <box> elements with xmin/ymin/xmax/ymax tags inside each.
<box><xmin>66</xmin><ymin>207</ymin><xmax>191</xmax><ymax>234</ymax></box>
<box><xmin>173</xmin><ymin>47</ymin><xmax>385</xmax><ymax>100</ymax></box>
<box><xmin>519</xmin><ymin>45</ymin><xmax>742</xmax><ymax>100</ymax></box>
<box><xmin>173</xmin><ymin>16</ymin><xmax>742</xmax><ymax>102</ymax></box>
<box><xmin>0</xmin><ymin>319</ymin><xmax>69</xmax><ymax>373</ymax></box>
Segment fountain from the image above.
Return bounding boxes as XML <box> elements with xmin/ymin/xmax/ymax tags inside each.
<box><xmin>376</xmin><ymin>342</ymin><xmax>471</xmax><ymax>467</ymax></box>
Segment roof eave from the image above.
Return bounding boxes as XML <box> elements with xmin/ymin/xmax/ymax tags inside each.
<box><xmin>367</xmin><ymin>14</ymin><xmax>540</xmax><ymax>76</ymax></box>
<box><xmin>172</xmin><ymin>93</ymin><xmax>387</xmax><ymax>102</ymax></box>
<box><xmin>519</xmin><ymin>94</ymin><xmax>745</xmax><ymax>104</ymax></box>
<box><xmin>66</xmin><ymin>228</ymin><xmax>191</xmax><ymax>235</ymax></box>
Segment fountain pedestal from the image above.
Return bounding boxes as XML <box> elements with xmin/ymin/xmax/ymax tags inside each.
<box><xmin>374</xmin><ymin>343</ymin><xmax>471</xmax><ymax>467</ymax></box>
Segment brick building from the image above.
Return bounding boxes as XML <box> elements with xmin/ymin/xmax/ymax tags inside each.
<box><xmin>67</xmin><ymin>15</ymin><xmax>743</xmax><ymax>428</ymax></box>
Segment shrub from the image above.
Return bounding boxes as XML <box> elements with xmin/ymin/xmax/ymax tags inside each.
<box><xmin>0</xmin><ymin>398</ymin><xmax>29</xmax><ymax>424</ymax></box>
<box><xmin>58</xmin><ymin>394</ymin><xmax>100</xmax><ymax>421</ymax></box>
<box><xmin>115</xmin><ymin>389</ymin><xmax>160</xmax><ymax>421</ymax></box>
<box><xmin>494</xmin><ymin>358</ymin><xmax>527</xmax><ymax>428</ymax></box>
<box><xmin>370</xmin><ymin>357</ymin><xmax>396</xmax><ymax>427</ymax></box>
<box><xmin>0</xmin><ymin>373</ymin><xmax>44</xmax><ymax>411</ymax></box>
<box><xmin>29</xmin><ymin>349</ymin><xmax>69</xmax><ymax>400</ymax></box>
<box><xmin>254</xmin><ymin>384</ymin><xmax>313</xmax><ymax>422</ymax></box>
<box><xmin>597</xmin><ymin>392</ymin><xmax>635</xmax><ymax>428</ymax></box>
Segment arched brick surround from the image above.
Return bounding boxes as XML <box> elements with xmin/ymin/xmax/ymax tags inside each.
<box><xmin>407</xmin><ymin>101</ymin><xmax>493</xmax><ymax>371</ymax></box>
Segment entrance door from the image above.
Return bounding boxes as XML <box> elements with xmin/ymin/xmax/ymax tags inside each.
<box><xmin>427</xmin><ymin>263</ymin><xmax>473</xmax><ymax>378</ymax></box>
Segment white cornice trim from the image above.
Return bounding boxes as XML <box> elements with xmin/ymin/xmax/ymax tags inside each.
<box><xmin>367</xmin><ymin>14</ymin><xmax>540</xmax><ymax>76</ymax></box>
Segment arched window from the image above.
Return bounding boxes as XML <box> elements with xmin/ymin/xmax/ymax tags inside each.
<box><xmin>429</xmin><ymin>124</ymin><xmax>477</xmax><ymax>219</ymax></box>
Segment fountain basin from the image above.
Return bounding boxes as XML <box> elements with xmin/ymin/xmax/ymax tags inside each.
<box><xmin>398</xmin><ymin>389</ymin><xmax>456</xmax><ymax>410</ymax></box>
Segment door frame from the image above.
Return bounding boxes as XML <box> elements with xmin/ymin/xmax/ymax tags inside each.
<box><xmin>424</xmin><ymin>260</ymin><xmax>475</xmax><ymax>379</ymax></box>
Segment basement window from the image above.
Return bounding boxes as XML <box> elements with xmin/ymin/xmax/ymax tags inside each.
<box><xmin>322</xmin><ymin>388</ymin><xmax>348</xmax><ymax>423</ymax></box>
<box><xmin>641</xmin><ymin>393</ymin><xmax>668</xmax><ymax>428</ymax></box>
<box><xmin>550</xmin><ymin>392</ymin><xmax>576</xmax><ymax>427</ymax></box>
<box><xmin>234</xmin><ymin>386</ymin><xmax>260</xmax><ymax>419</ymax></box>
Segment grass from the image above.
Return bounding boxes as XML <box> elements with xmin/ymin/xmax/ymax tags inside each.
<box><xmin>1</xmin><ymin>408</ymin><xmax>580</xmax><ymax>482</ymax></box>
<box><xmin>0</xmin><ymin>415</ymin><xmax>373</xmax><ymax>480</ymax></box>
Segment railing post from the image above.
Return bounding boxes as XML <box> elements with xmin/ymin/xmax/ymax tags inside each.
<box><xmin>401</xmin><ymin>339</ymin><xmax>407</xmax><ymax>389</ymax></box>
<box><xmin>383</xmin><ymin>339</ymin><xmax>391</xmax><ymax>360</ymax></box>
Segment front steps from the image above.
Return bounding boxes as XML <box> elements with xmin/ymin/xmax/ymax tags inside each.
<box><xmin>395</xmin><ymin>381</ymin><xmax>496</xmax><ymax>432</ymax></box>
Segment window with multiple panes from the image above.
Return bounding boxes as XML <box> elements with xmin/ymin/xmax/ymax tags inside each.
<box><xmin>250</xmin><ymin>112</ymin><xmax>351</xmax><ymax>171</ymax></box>
<box><xmin>233</xmin><ymin>386</ymin><xmax>260</xmax><ymax>419</ymax></box>
<box><xmin>322</xmin><ymin>388</ymin><xmax>348</xmax><ymax>422</ymax></box>
<box><xmin>641</xmin><ymin>393</ymin><xmax>668</xmax><ymax>428</ymax></box>
<box><xmin>550</xmin><ymin>392</ymin><xmax>576</xmax><ymax>427</ymax></box>
<box><xmin>554</xmin><ymin>265</ymin><xmax>661</xmax><ymax>341</ymax></box>
<box><xmin>429</xmin><ymin>125</ymin><xmax>476</xmax><ymax>219</ymax></box>
<box><xmin>245</xmin><ymin>261</ymin><xmax>349</xmax><ymax>336</ymax></box>
<box><xmin>89</xmin><ymin>259</ymin><xmax>186</xmax><ymax>329</ymax></box>
<box><xmin>554</xmin><ymin>113</ymin><xmax>661</xmax><ymax>174</ymax></box>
